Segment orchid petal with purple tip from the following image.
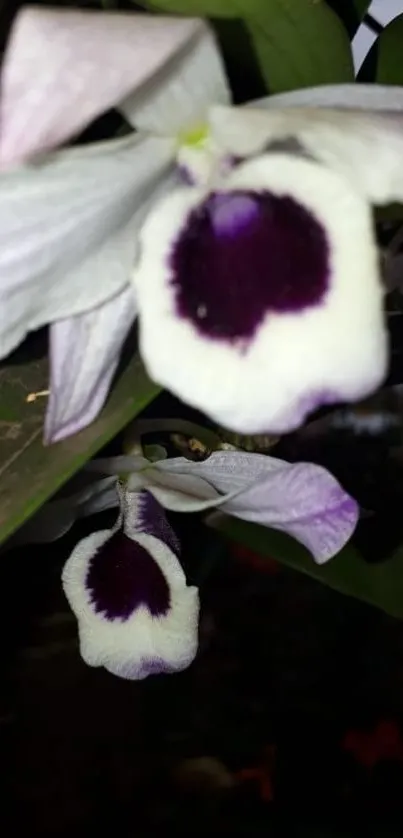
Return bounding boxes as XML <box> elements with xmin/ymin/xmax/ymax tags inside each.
<box><xmin>82</xmin><ymin>448</ymin><xmax>353</xmax><ymax>563</ymax></box>
<box><xmin>116</xmin><ymin>450</ymin><xmax>357</xmax><ymax>564</ymax></box>
<box><xmin>62</xmin><ymin>486</ymin><xmax>199</xmax><ymax>680</ymax></box>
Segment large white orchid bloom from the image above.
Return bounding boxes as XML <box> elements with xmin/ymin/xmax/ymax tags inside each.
<box><xmin>2</xmin><ymin>7</ymin><xmax>403</xmax><ymax>440</ymax></box>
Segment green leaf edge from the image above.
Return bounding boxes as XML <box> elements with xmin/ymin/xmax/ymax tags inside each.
<box><xmin>0</xmin><ymin>355</ymin><xmax>160</xmax><ymax>547</ymax></box>
<box><xmin>376</xmin><ymin>13</ymin><xmax>403</xmax><ymax>86</ymax></box>
<box><xmin>214</xmin><ymin>516</ymin><xmax>403</xmax><ymax>619</ymax></box>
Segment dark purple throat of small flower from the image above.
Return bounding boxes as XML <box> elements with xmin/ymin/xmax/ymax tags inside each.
<box><xmin>170</xmin><ymin>190</ymin><xmax>330</xmax><ymax>342</ymax></box>
<box><xmin>137</xmin><ymin>490</ymin><xmax>180</xmax><ymax>557</ymax></box>
<box><xmin>86</xmin><ymin>531</ymin><xmax>170</xmax><ymax>621</ymax></box>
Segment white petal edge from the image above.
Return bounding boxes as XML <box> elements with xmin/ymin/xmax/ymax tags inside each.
<box><xmin>120</xmin><ymin>21</ymin><xmax>230</xmax><ymax>135</ymax></box>
<box><xmin>45</xmin><ymin>285</ymin><xmax>137</xmax><ymax>443</ymax></box>
<box><xmin>134</xmin><ymin>153</ymin><xmax>387</xmax><ymax>435</ymax></box>
<box><xmin>208</xmin><ymin>103</ymin><xmax>403</xmax><ymax>204</ymax></box>
<box><xmin>62</xmin><ymin>527</ymin><xmax>199</xmax><ymax>680</ymax></box>
<box><xmin>259</xmin><ymin>83</ymin><xmax>403</xmax><ymax>112</ymax></box>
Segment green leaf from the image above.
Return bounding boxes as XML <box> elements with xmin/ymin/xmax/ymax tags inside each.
<box><xmin>213</xmin><ymin>516</ymin><xmax>403</xmax><ymax>619</ymax></box>
<box><xmin>352</xmin><ymin>0</ymin><xmax>371</xmax><ymax>18</ymax></box>
<box><xmin>145</xmin><ymin>0</ymin><xmax>354</xmax><ymax>92</ymax></box>
<box><xmin>376</xmin><ymin>203</ymin><xmax>403</xmax><ymax>223</ymax></box>
<box><xmin>143</xmin><ymin>0</ymin><xmax>233</xmax><ymax>14</ymax></box>
<box><xmin>376</xmin><ymin>14</ymin><xmax>403</xmax><ymax>86</ymax></box>
<box><xmin>0</xmin><ymin>355</ymin><xmax>159</xmax><ymax>547</ymax></box>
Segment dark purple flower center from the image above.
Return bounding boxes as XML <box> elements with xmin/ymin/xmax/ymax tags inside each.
<box><xmin>137</xmin><ymin>491</ymin><xmax>180</xmax><ymax>556</ymax></box>
<box><xmin>86</xmin><ymin>531</ymin><xmax>170</xmax><ymax>621</ymax></box>
<box><xmin>170</xmin><ymin>190</ymin><xmax>330</xmax><ymax>342</ymax></box>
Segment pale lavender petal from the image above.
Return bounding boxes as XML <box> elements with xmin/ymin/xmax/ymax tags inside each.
<box><xmin>155</xmin><ymin>452</ymin><xmax>359</xmax><ymax>562</ymax></box>
<box><xmin>45</xmin><ymin>285</ymin><xmax>137</xmax><ymax>442</ymax></box>
<box><xmin>127</xmin><ymin>466</ymin><xmax>221</xmax><ymax>511</ymax></box>
<box><xmin>219</xmin><ymin>461</ymin><xmax>358</xmax><ymax>564</ymax></box>
<box><xmin>0</xmin><ymin>133</ymin><xmax>175</xmax><ymax>361</ymax></box>
<box><xmin>105</xmin><ymin>451</ymin><xmax>358</xmax><ymax>561</ymax></box>
<box><xmin>0</xmin><ymin>7</ymin><xmax>203</xmax><ymax>166</ymax></box>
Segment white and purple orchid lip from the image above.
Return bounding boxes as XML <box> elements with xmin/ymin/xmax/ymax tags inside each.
<box><xmin>62</xmin><ymin>489</ymin><xmax>199</xmax><ymax>680</ymax></box>
<box><xmin>134</xmin><ymin>151</ymin><xmax>387</xmax><ymax>435</ymax></box>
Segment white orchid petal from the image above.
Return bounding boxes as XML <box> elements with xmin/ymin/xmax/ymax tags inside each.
<box><xmin>0</xmin><ymin>133</ymin><xmax>175</xmax><ymax>360</ymax></box>
<box><xmin>209</xmin><ymin>102</ymin><xmax>403</xmax><ymax>205</ymax></box>
<box><xmin>127</xmin><ymin>467</ymin><xmax>221</xmax><ymax>511</ymax></box>
<box><xmin>134</xmin><ymin>153</ymin><xmax>386</xmax><ymax>435</ymax></box>
<box><xmin>63</xmin><ymin>491</ymin><xmax>199</xmax><ymax>680</ymax></box>
<box><xmin>120</xmin><ymin>21</ymin><xmax>230</xmax><ymax>135</ymax></box>
<box><xmin>262</xmin><ymin>83</ymin><xmax>403</xmax><ymax>111</ymax></box>
<box><xmin>154</xmin><ymin>452</ymin><xmax>358</xmax><ymax>563</ymax></box>
<box><xmin>1</xmin><ymin>7</ymin><xmax>206</xmax><ymax>165</ymax></box>
<box><xmin>45</xmin><ymin>285</ymin><xmax>137</xmax><ymax>443</ymax></box>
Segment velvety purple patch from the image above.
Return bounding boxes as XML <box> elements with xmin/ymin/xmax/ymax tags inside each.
<box><xmin>170</xmin><ymin>190</ymin><xmax>329</xmax><ymax>342</ymax></box>
<box><xmin>137</xmin><ymin>491</ymin><xmax>180</xmax><ymax>556</ymax></box>
<box><xmin>86</xmin><ymin>531</ymin><xmax>170</xmax><ymax>621</ymax></box>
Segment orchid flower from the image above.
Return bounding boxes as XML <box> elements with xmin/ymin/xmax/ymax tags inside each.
<box><xmin>62</xmin><ymin>484</ymin><xmax>199</xmax><ymax>680</ymax></box>
<box><xmin>17</xmin><ymin>447</ymin><xmax>358</xmax><ymax>679</ymax></box>
<box><xmin>134</xmin><ymin>99</ymin><xmax>403</xmax><ymax>434</ymax></box>
<box><xmin>3</xmin><ymin>8</ymin><xmax>403</xmax><ymax>442</ymax></box>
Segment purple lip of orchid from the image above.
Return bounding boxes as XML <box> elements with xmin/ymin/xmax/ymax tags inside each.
<box><xmin>137</xmin><ymin>490</ymin><xmax>181</xmax><ymax>556</ymax></box>
<box><xmin>170</xmin><ymin>190</ymin><xmax>330</xmax><ymax>343</ymax></box>
<box><xmin>85</xmin><ymin>490</ymin><xmax>181</xmax><ymax>622</ymax></box>
<box><xmin>86</xmin><ymin>530</ymin><xmax>171</xmax><ymax>621</ymax></box>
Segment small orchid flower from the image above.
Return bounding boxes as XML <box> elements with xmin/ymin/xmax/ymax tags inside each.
<box><xmin>4</xmin><ymin>7</ymin><xmax>403</xmax><ymax>442</ymax></box>
<box><xmin>13</xmin><ymin>445</ymin><xmax>358</xmax><ymax>679</ymax></box>
<box><xmin>65</xmin><ymin>448</ymin><xmax>358</xmax><ymax>678</ymax></box>
<box><xmin>62</xmin><ymin>483</ymin><xmax>199</xmax><ymax>680</ymax></box>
